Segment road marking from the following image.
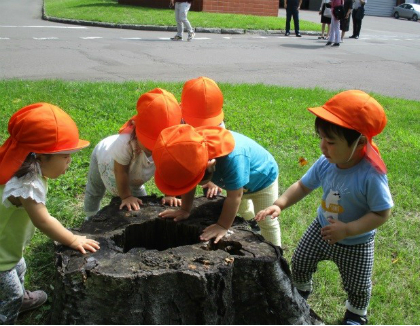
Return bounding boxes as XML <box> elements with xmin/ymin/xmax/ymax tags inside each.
<box><xmin>0</xmin><ymin>37</ymin><xmax>10</xmax><ymax>39</ymax></box>
<box><xmin>223</xmin><ymin>37</ymin><xmax>232</xmax><ymax>39</ymax></box>
<box><xmin>33</xmin><ymin>37</ymin><xmax>58</xmax><ymax>40</ymax></box>
<box><xmin>0</xmin><ymin>25</ymin><xmax>87</xmax><ymax>29</ymax></box>
<box><xmin>121</xmin><ymin>37</ymin><xmax>142</xmax><ymax>40</ymax></box>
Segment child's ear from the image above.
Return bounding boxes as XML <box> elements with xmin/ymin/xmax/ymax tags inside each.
<box><xmin>359</xmin><ymin>136</ymin><xmax>368</xmax><ymax>146</ymax></box>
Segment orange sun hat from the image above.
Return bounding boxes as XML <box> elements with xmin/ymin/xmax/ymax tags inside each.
<box><xmin>308</xmin><ymin>90</ymin><xmax>388</xmax><ymax>173</ymax></box>
<box><xmin>153</xmin><ymin>125</ymin><xmax>235</xmax><ymax>196</ymax></box>
<box><xmin>0</xmin><ymin>102</ymin><xmax>90</xmax><ymax>185</ymax></box>
<box><xmin>120</xmin><ymin>88</ymin><xmax>181</xmax><ymax>151</ymax></box>
<box><xmin>181</xmin><ymin>76</ymin><xmax>224</xmax><ymax>127</ymax></box>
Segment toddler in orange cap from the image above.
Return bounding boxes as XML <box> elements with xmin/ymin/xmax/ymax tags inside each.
<box><xmin>154</xmin><ymin>124</ymin><xmax>281</xmax><ymax>246</ymax></box>
<box><xmin>0</xmin><ymin>103</ymin><xmax>100</xmax><ymax>323</ymax></box>
<box><xmin>181</xmin><ymin>76</ymin><xmax>261</xmax><ymax>230</ymax></box>
<box><xmin>256</xmin><ymin>90</ymin><xmax>394</xmax><ymax>325</ymax></box>
<box><xmin>181</xmin><ymin>76</ymin><xmax>225</xmax><ymax>199</ymax></box>
<box><xmin>84</xmin><ymin>88</ymin><xmax>182</xmax><ymax>219</ymax></box>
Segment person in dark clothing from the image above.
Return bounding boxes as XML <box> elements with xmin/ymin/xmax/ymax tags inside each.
<box><xmin>340</xmin><ymin>0</ymin><xmax>353</xmax><ymax>41</ymax></box>
<box><xmin>350</xmin><ymin>0</ymin><xmax>366</xmax><ymax>39</ymax></box>
<box><xmin>284</xmin><ymin>0</ymin><xmax>303</xmax><ymax>37</ymax></box>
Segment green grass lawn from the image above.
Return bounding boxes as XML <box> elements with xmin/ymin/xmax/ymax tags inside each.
<box><xmin>43</xmin><ymin>0</ymin><xmax>321</xmax><ymax>31</ymax></box>
<box><xmin>1</xmin><ymin>80</ymin><xmax>419</xmax><ymax>324</ymax></box>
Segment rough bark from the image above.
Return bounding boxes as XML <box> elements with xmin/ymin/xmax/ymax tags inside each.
<box><xmin>51</xmin><ymin>196</ymin><xmax>322</xmax><ymax>325</ymax></box>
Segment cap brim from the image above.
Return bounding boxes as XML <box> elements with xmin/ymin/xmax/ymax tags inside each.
<box><xmin>154</xmin><ymin>167</ymin><xmax>205</xmax><ymax>196</ymax></box>
<box><xmin>308</xmin><ymin>106</ymin><xmax>355</xmax><ymax>130</ymax></box>
<box><xmin>183</xmin><ymin>111</ymin><xmax>224</xmax><ymax>128</ymax></box>
<box><xmin>45</xmin><ymin>139</ymin><xmax>90</xmax><ymax>154</ymax></box>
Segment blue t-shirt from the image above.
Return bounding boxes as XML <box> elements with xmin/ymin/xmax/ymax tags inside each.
<box><xmin>211</xmin><ymin>131</ymin><xmax>278</xmax><ymax>193</ymax></box>
<box><xmin>301</xmin><ymin>155</ymin><xmax>394</xmax><ymax>245</ymax></box>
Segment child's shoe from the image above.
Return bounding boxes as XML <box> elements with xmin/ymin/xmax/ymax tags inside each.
<box><xmin>343</xmin><ymin>310</ymin><xmax>368</xmax><ymax>325</ymax></box>
<box><xmin>19</xmin><ymin>290</ymin><xmax>48</xmax><ymax>313</ymax></box>
<box><xmin>187</xmin><ymin>32</ymin><xmax>195</xmax><ymax>41</ymax></box>
<box><xmin>171</xmin><ymin>35</ymin><xmax>182</xmax><ymax>41</ymax></box>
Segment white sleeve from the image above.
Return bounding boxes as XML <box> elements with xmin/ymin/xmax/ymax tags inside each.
<box><xmin>109</xmin><ymin>134</ymin><xmax>133</xmax><ymax>166</ymax></box>
<box><xmin>2</xmin><ymin>172</ymin><xmax>47</xmax><ymax>207</ymax></box>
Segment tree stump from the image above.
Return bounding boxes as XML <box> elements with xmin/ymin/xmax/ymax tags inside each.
<box><xmin>50</xmin><ymin>196</ymin><xmax>322</xmax><ymax>325</ymax></box>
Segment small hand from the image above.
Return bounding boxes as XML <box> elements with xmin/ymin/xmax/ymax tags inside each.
<box><xmin>320</xmin><ymin>218</ymin><xmax>348</xmax><ymax>244</ymax></box>
<box><xmin>161</xmin><ymin>196</ymin><xmax>182</xmax><ymax>207</ymax></box>
<box><xmin>159</xmin><ymin>208</ymin><xmax>190</xmax><ymax>222</ymax></box>
<box><xmin>255</xmin><ymin>205</ymin><xmax>281</xmax><ymax>222</ymax></box>
<box><xmin>202</xmin><ymin>182</ymin><xmax>222</xmax><ymax>198</ymax></box>
<box><xmin>120</xmin><ymin>196</ymin><xmax>143</xmax><ymax>211</ymax></box>
<box><xmin>69</xmin><ymin>235</ymin><xmax>100</xmax><ymax>254</ymax></box>
<box><xmin>200</xmin><ymin>223</ymin><xmax>228</xmax><ymax>244</ymax></box>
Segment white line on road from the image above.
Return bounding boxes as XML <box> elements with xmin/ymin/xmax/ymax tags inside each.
<box><xmin>0</xmin><ymin>25</ymin><xmax>87</xmax><ymax>29</ymax></box>
<box><xmin>33</xmin><ymin>37</ymin><xmax>58</xmax><ymax>40</ymax></box>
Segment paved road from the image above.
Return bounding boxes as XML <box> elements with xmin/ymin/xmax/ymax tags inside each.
<box><xmin>1</xmin><ymin>0</ymin><xmax>420</xmax><ymax>100</ymax></box>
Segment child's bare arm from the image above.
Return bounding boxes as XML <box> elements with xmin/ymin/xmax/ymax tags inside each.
<box><xmin>200</xmin><ymin>188</ymin><xmax>243</xmax><ymax>243</ymax></box>
<box><xmin>321</xmin><ymin>209</ymin><xmax>391</xmax><ymax>244</ymax></box>
<box><xmin>20</xmin><ymin>197</ymin><xmax>100</xmax><ymax>254</ymax></box>
<box><xmin>256</xmin><ymin>180</ymin><xmax>312</xmax><ymax>221</ymax></box>
<box><xmin>114</xmin><ymin>160</ymin><xmax>143</xmax><ymax>211</ymax></box>
<box><xmin>159</xmin><ymin>188</ymin><xmax>196</xmax><ymax>221</ymax></box>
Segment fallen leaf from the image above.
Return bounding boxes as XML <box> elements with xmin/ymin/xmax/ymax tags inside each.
<box><xmin>298</xmin><ymin>157</ymin><xmax>308</xmax><ymax>166</ymax></box>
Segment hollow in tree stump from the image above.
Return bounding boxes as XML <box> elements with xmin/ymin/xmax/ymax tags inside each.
<box><xmin>50</xmin><ymin>196</ymin><xmax>322</xmax><ymax>325</ymax></box>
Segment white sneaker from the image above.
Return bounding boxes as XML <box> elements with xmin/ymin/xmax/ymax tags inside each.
<box><xmin>187</xmin><ymin>32</ymin><xmax>195</xmax><ymax>41</ymax></box>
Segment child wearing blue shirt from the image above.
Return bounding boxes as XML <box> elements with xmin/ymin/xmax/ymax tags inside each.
<box><xmin>153</xmin><ymin>124</ymin><xmax>281</xmax><ymax>246</ymax></box>
<box><xmin>256</xmin><ymin>90</ymin><xmax>393</xmax><ymax>325</ymax></box>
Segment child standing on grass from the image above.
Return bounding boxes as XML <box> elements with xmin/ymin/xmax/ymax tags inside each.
<box><xmin>155</xmin><ymin>124</ymin><xmax>281</xmax><ymax>246</ymax></box>
<box><xmin>0</xmin><ymin>103</ymin><xmax>100</xmax><ymax>324</ymax></box>
<box><xmin>256</xmin><ymin>90</ymin><xmax>393</xmax><ymax>325</ymax></box>
<box><xmin>84</xmin><ymin>88</ymin><xmax>182</xmax><ymax>219</ymax></box>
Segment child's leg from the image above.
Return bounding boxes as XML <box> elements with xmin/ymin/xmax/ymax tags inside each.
<box><xmin>0</xmin><ymin>259</ymin><xmax>26</xmax><ymax>324</ymax></box>
<box><xmin>292</xmin><ymin>220</ymin><xmax>329</xmax><ymax>293</ymax></box>
<box><xmin>84</xmin><ymin>148</ymin><xmax>106</xmax><ymax>219</ymax></box>
<box><xmin>334</xmin><ymin>239</ymin><xmax>374</xmax><ymax>316</ymax></box>
<box><xmin>237</xmin><ymin>198</ymin><xmax>255</xmax><ymax>221</ymax></box>
<box><xmin>248</xmin><ymin>179</ymin><xmax>281</xmax><ymax>246</ymax></box>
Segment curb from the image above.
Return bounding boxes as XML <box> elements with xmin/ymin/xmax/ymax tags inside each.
<box><xmin>42</xmin><ymin>6</ymin><xmax>320</xmax><ymax>36</ymax></box>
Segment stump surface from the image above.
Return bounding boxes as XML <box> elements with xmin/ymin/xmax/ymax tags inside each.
<box><xmin>51</xmin><ymin>196</ymin><xmax>321</xmax><ymax>325</ymax></box>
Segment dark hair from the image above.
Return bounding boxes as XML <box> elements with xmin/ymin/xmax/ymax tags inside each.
<box><xmin>315</xmin><ymin>117</ymin><xmax>361</xmax><ymax>146</ymax></box>
<box><xmin>13</xmin><ymin>153</ymin><xmax>51</xmax><ymax>179</ymax></box>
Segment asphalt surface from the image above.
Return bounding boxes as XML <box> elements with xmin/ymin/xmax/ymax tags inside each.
<box><xmin>1</xmin><ymin>0</ymin><xmax>420</xmax><ymax>100</ymax></box>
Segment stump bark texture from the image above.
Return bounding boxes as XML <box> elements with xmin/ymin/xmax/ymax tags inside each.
<box><xmin>51</xmin><ymin>196</ymin><xmax>321</xmax><ymax>324</ymax></box>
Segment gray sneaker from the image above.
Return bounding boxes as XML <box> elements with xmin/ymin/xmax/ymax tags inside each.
<box><xmin>187</xmin><ymin>32</ymin><xmax>195</xmax><ymax>41</ymax></box>
<box><xmin>19</xmin><ymin>290</ymin><xmax>48</xmax><ymax>313</ymax></box>
<box><xmin>171</xmin><ymin>35</ymin><xmax>182</xmax><ymax>41</ymax></box>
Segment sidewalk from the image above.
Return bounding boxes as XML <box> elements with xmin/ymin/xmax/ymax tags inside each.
<box><xmin>42</xmin><ymin>5</ymin><xmax>322</xmax><ymax>36</ymax></box>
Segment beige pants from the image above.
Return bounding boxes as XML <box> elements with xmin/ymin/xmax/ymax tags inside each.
<box><xmin>237</xmin><ymin>178</ymin><xmax>281</xmax><ymax>246</ymax></box>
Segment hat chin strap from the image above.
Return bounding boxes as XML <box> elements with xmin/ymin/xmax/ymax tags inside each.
<box><xmin>346</xmin><ymin>134</ymin><xmax>363</xmax><ymax>163</ymax></box>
